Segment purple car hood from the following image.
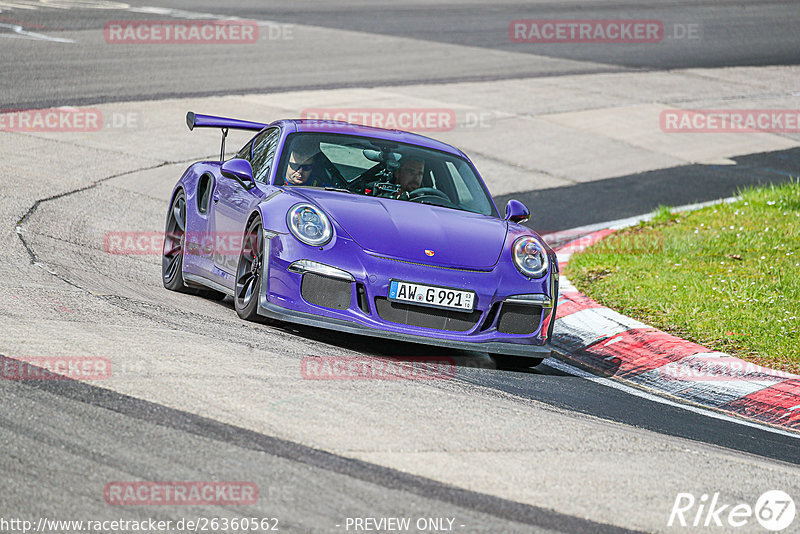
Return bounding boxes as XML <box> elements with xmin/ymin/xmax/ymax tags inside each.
<box><xmin>291</xmin><ymin>189</ymin><xmax>507</xmax><ymax>269</ymax></box>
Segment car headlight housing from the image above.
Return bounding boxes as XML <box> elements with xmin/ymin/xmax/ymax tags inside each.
<box><xmin>287</xmin><ymin>203</ymin><xmax>333</xmax><ymax>246</ymax></box>
<box><xmin>512</xmin><ymin>236</ymin><xmax>549</xmax><ymax>278</ymax></box>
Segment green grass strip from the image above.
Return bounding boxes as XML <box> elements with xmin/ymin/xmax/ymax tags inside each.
<box><xmin>565</xmin><ymin>180</ymin><xmax>800</xmax><ymax>373</ymax></box>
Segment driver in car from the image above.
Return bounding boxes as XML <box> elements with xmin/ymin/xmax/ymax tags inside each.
<box><xmin>284</xmin><ymin>138</ymin><xmax>328</xmax><ymax>187</ymax></box>
<box><xmin>393</xmin><ymin>156</ymin><xmax>425</xmax><ymax>198</ymax></box>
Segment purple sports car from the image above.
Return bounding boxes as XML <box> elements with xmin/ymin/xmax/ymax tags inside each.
<box><xmin>163</xmin><ymin>112</ymin><xmax>558</xmax><ymax>367</ymax></box>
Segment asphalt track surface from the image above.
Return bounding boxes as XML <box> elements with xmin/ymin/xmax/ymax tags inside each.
<box><xmin>2</xmin><ymin>1</ymin><xmax>800</xmax><ymax>532</ymax></box>
<box><xmin>3</xmin><ymin>0</ymin><xmax>800</xmax><ymax>108</ymax></box>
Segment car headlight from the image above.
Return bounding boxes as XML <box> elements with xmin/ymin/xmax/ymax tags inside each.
<box><xmin>287</xmin><ymin>203</ymin><xmax>333</xmax><ymax>246</ymax></box>
<box><xmin>512</xmin><ymin>236</ymin><xmax>549</xmax><ymax>278</ymax></box>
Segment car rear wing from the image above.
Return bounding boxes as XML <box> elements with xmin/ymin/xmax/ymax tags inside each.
<box><xmin>186</xmin><ymin>111</ymin><xmax>268</xmax><ymax>161</ymax></box>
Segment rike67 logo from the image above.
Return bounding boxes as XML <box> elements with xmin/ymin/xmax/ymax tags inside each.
<box><xmin>668</xmin><ymin>490</ymin><xmax>795</xmax><ymax>531</ymax></box>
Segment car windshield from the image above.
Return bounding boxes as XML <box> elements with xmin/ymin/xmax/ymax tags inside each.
<box><xmin>276</xmin><ymin>132</ymin><xmax>497</xmax><ymax>216</ymax></box>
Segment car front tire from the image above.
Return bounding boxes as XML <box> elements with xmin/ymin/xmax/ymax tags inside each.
<box><xmin>234</xmin><ymin>217</ymin><xmax>266</xmax><ymax>321</ymax></box>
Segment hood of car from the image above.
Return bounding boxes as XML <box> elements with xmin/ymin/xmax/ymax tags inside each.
<box><xmin>290</xmin><ymin>189</ymin><xmax>507</xmax><ymax>270</ymax></box>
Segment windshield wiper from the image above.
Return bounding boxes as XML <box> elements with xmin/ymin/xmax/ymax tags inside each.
<box><xmin>324</xmin><ymin>187</ymin><xmax>354</xmax><ymax>194</ymax></box>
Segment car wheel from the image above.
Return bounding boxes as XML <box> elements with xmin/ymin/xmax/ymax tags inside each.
<box><xmin>490</xmin><ymin>354</ymin><xmax>545</xmax><ymax>370</ymax></box>
<box><xmin>162</xmin><ymin>190</ymin><xmax>226</xmax><ymax>300</ymax></box>
<box><xmin>162</xmin><ymin>191</ymin><xmax>192</xmax><ymax>292</ymax></box>
<box><xmin>234</xmin><ymin>217</ymin><xmax>265</xmax><ymax>321</ymax></box>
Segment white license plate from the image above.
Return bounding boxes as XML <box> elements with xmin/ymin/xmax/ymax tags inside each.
<box><xmin>388</xmin><ymin>280</ymin><xmax>475</xmax><ymax>311</ymax></box>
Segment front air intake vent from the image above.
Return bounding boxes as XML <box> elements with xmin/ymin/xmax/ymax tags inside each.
<box><xmin>301</xmin><ymin>274</ymin><xmax>351</xmax><ymax>310</ymax></box>
<box><xmin>496</xmin><ymin>303</ymin><xmax>543</xmax><ymax>335</ymax></box>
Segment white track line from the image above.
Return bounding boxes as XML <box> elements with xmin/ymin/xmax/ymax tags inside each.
<box><xmin>0</xmin><ymin>22</ymin><xmax>75</xmax><ymax>42</ymax></box>
<box><xmin>543</xmin><ymin>357</ymin><xmax>800</xmax><ymax>439</ymax></box>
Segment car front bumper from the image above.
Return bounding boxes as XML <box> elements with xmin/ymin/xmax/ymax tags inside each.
<box><xmin>258</xmin><ymin>233</ymin><xmax>557</xmax><ymax>358</ymax></box>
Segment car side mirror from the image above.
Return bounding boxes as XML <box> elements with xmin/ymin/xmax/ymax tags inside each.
<box><xmin>221</xmin><ymin>158</ymin><xmax>255</xmax><ymax>188</ymax></box>
<box><xmin>504</xmin><ymin>199</ymin><xmax>530</xmax><ymax>223</ymax></box>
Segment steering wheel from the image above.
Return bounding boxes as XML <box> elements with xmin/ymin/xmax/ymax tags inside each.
<box><xmin>407</xmin><ymin>187</ymin><xmax>457</xmax><ymax>208</ymax></box>
<box><xmin>408</xmin><ymin>188</ymin><xmax>449</xmax><ymax>200</ymax></box>
<box><xmin>321</xmin><ymin>160</ymin><xmax>349</xmax><ymax>189</ymax></box>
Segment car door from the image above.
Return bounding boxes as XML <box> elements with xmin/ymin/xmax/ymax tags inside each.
<box><xmin>211</xmin><ymin>127</ymin><xmax>280</xmax><ymax>284</ymax></box>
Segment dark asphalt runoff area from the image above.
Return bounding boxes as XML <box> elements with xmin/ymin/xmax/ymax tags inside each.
<box><xmin>2</xmin><ymin>1</ymin><xmax>800</xmax><ymax>532</ymax></box>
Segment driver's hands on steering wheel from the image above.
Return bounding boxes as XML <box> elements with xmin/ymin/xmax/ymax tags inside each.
<box><xmin>406</xmin><ymin>187</ymin><xmax>457</xmax><ymax>208</ymax></box>
<box><xmin>408</xmin><ymin>187</ymin><xmax>450</xmax><ymax>200</ymax></box>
